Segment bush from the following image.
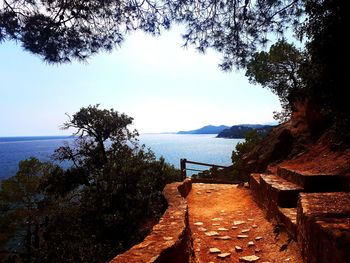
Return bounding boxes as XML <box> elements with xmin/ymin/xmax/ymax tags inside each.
<box><xmin>231</xmin><ymin>130</ymin><xmax>264</xmax><ymax>181</ymax></box>
<box><xmin>0</xmin><ymin>106</ymin><xmax>181</xmax><ymax>263</ymax></box>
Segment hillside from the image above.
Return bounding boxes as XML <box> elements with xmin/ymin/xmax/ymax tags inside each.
<box><xmin>217</xmin><ymin>125</ymin><xmax>274</xmax><ymax>139</ymax></box>
<box><xmin>239</xmin><ymin>102</ymin><xmax>350</xmax><ymax>178</ymax></box>
<box><xmin>177</xmin><ymin>125</ymin><xmax>229</xmax><ymax>134</ymax></box>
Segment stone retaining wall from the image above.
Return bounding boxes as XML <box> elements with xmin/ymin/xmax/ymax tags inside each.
<box><xmin>110</xmin><ymin>178</ymin><xmax>193</xmax><ymax>263</ymax></box>
<box><xmin>297</xmin><ymin>192</ymin><xmax>350</xmax><ymax>263</ymax></box>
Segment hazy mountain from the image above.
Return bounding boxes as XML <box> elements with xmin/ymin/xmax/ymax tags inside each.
<box><xmin>177</xmin><ymin>125</ymin><xmax>230</xmax><ymax>134</ymax></box>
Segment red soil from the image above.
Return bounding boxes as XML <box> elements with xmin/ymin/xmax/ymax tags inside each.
<box><xmin>187</xmin><ymin>183</ymin><xmax>303</xmax><ymax>263</ymax></box>
<box><xmin>279</xmin><ymin>132</ymin><xmax>350</xmax><ymax>175</ymax></box>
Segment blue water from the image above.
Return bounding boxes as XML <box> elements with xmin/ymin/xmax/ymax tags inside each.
<box><xmin>0</xmin><ymin>134</ymin><xmax>243</xmax><ymax>180</ymax></box>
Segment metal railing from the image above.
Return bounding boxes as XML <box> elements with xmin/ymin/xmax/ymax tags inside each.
<box><xmin>180</xmin><ymin>158</ymin><xmax>228</xmax><ymax>180</ymax></box>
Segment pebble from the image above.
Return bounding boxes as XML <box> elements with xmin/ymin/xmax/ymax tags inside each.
<box><xmin>218</xmin><ymin>227</ymin><xmax>229</xmax><ymax>231</ymax></box>
<box><xmin>194</xmin><ymin>222</ymin><xmax>203</xmax><ymax>226</ymax></box>
<box><xmin>237</xmin><ymin>235</ymin><xmax>249</xmax><ymax>239</ymax></box>
<box><xmin>205</xmin><ymin>231</ymin><xmax>219</xmax><ymax>236</ymax></box>
<box><xmin>163</xmin><ymin>237</ymin><xmax>173</xmax><ymax>241</ymax></box>
<box><xmin>212</xmin><ymin>218</ymin><xmax>223</xmax><ymax>221</ymax></box>
<box><xmin>241</xmin><ymin>229</ymin><xmax>250</xmax><ymax>233</ymax></box>
<box><xmin>252</xmin><ymin>224</ymin><xmax>258</xmax><ymax>228</ymax></box>
<box><xmin>247</xmin><ymin>218</ymin><xmax>254</xmax><ymax>221</ymax></box>
<box><xmin>197</xmin><ymin>227</ymin><xmax>207</xmax><ymax>232</ymax></box>
<box><xmin>235</xmin><ymin>246</ymin><xmax>243</xmax><ymax>252</ymax></box>
<box><xmin>255</xmin><ymin>248</ymin><xmax>261</xmax><ymax>253</ymax></box>
<box><xmin>239</xmin><ymin>255</ymin><xmax>260</xmax><ymax>262</ymax></box>
<box><xmin>255</xmin><ymin>236</ymin><xmax>263</xmax><ymax>241</ymax></box>
<box><xmin>248</xmin><ymin>241</ymin><xmax>255</xmax><ymax>247</ymax></box>
<box><xmin>233</xmin><ymin>220</ymin><xmax>246</xmax><ymax>225</ymax></box>
<box><xmin>232</xmin><ymin>226</ymin><xmax>238</xmax><ymax>229</ymax></box>
<box><xmin>212</xmin><ymin>223</ymin><xmax>220</xmax><ymax>226</ymax></box>
<box><xmin>196</xmin><ymin>192</ymin><xmax>201</xmax><ymax>195</ymax></box>
<box><xmin>137</xmin><ymin>241</ymin><xmax>154</xmax><ymax>249</ymax></box>
<box><xmin>206</xmin><ymin>191</ymin><xmax>211</xmax><ymax>193</ymax></box>
<box><xmin>215</xmin><ymin>235</ymin><xmax>232</xmax><ymax>240</ymax></box>
<box><xmin>209</xmin><ymin>247</ymin><xmax>221</xmax><ymax>253</ymax></box>
<box><xmin>217</xmin><ymin>253</ymin><xmax>231</xmax><ymax>259</ymax></box>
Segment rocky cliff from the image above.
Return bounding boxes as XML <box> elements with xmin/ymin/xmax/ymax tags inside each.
<box><xmin>242</xmin><ymin>101</ymin><xmax>350</xmax><ymax>178</ymax></box>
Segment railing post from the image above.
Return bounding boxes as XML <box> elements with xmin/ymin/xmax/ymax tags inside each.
<box><xmin>180</xmin><ymin>158</ymin><xmax>187</xmax><ymax>180</ymax></box>
<box><xmin>212</xmin><ymin>165</ymin><xmax>218</xmax><ymax>179</ymax></box>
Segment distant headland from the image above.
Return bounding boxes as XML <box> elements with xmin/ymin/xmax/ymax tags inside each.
<box><xmin>177</xmin><ymin>124</ymin><xmax>275</xmax><ymax>138</ymax></box>
<box><xmin>177</xmin><ymin>125</ymin><xmax>229</xmax><ymax>135</ymax></box>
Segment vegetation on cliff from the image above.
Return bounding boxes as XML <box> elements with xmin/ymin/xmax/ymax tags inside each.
<box><xmin>0</xmin><ymin>105</ymin><xmax>180</xmax><ymax>263</ymax></box>
<box><xmin>217</xmin><ymin>125</ymin><xmax>274</xmax><ymax>139</ymax></box>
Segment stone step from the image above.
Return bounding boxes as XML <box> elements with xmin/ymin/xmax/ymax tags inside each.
<box><xmin>297</xmin><ymin>192</ymin><xmax>350</xmax><ymax>263</ymax></box>
<box><xmin>260</xmin><ymin>174</ymin><xmax>304</xmax><ymax>209</ymax></box>
<box><xmin>277</xmin><ymin>207</ymin><xmax>297</xmax><ymax>238</ymax></box>
<box><xmin>277</xmin><ymin>166</ymin><xmax>349</xmax><ymax>192</ymax></box>
<box><xmin>250</xmin><ymin>173</ymin><xmax>261</xmax><ymax>203</ymax></box>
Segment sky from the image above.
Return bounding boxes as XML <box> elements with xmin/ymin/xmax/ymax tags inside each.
<box><xmin>0</xmin><ymin>25</ymin><xmax>281</xmax><ymax>136</ymax></box>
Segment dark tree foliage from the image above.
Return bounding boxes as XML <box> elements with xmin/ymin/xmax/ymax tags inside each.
<box><xmin>41</xmin><ymin>105</ymin><xmax>180</xmax><ymax>262</ymax></box>
<box><xmin>54</xmin><ymin>104</ymin><xmax>137</xmax><ymax>169</ymax></box>
<box><xmin>246</xmin><ymin>40</ymin><xmax>306</xmax><ymax>122</ymax></box>
<box><xmin>0</xmin><ymin>0</ymin><xmax>171</xmax><ymax>62</ymax></box>
<box><xmin>170</xmin><ymin>0</ymin><xmax>304</xmax><ymax>69</ymax></box>
<box><xmin>0</xmin><ymin>106</ymin><xmax>180</xmax><ymax>262</ymax></box>
<box><xmin>301</xmin><ymin>0</ymin><xmax>349</xmax><ymax>135</ymax></box>
<box><xmin>0</xmin><ymin>158</ymin><xmax>60</xmax><ymax>263</ymax></box>
<box><xmin>231</xmin><ymin>129</ymin><xmax>264</xmax><ymax>181</ymax></box>
<box><xmin>1</xmin><ymin>0</ymin><xmax>304</xmax><ymax>67</ymax></box>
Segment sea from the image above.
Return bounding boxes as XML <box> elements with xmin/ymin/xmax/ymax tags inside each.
<box><xmin>0</xmin><ymin>134</ymin><xmax>244</xmax><ymax>181</ymax></box>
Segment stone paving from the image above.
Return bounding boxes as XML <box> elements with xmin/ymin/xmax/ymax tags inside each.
<box><xmin>187</xmin><ymin>183</ymin><xmax>303</xmax><ymax>263</ymax></box>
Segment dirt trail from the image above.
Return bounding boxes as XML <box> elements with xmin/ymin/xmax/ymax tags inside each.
<box><xmin>187</xmin><ymin>183</ymin><xmax>303</xmax><ymax>263</ymax></box>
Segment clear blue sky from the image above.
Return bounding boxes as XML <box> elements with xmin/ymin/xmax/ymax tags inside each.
<box><xmin>0</xmin><ymin>26</ymin><xmax>280</xmax><ymax>136</ymax></box>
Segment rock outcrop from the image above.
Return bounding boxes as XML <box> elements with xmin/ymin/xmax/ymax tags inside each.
<box><xmin>247</xmin><ymin>101</ymin><xmax>350</xmax><ymax>262</ymax></box>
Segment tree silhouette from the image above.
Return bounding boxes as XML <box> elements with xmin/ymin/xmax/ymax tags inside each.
<box><xmin>0</xmin><ymin>158</ymin><xmax>54</xmax><ymax>262</ymax></box>
<box><xmin>0</xmin><ymin>0</ymin><xmax>171</xmax><ymax>62</ymax></box>
<box><xmin>1</xmin><ymin>0</ymin><xmax>304</xmax><ymax>67</ymax></box>
<box><xmin>246</xmin><ymin>40</ymin><xmax>306</xmax><ymax>121</ymax></box>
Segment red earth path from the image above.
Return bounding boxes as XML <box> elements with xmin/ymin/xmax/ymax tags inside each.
<box><xmin>187</xmin><ymin>183</ymin><xmax>303</xmax><ymax>263</ymax></box>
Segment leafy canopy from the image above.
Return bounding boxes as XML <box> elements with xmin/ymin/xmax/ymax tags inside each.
<box><xmin>0</xmin><ymin>158</ymin><xmax>57</xmax><ymax>260</ymax></box>
<box><xmin>246</xmin><ymin>40</ymin><xmax>306</xmax><ymax>122</ymax></box>
<box><xmin>55</xmin><ymin>104</ymin><xmax>137</xmax><ymax>168</ymax></box>
<box><xmin>1</xmin><ymin>0</ymin><xmax>304</xmax><ymax>68</ymax></box>
<box><xmin>0</xmin><ymin>0</ymin><xmax>171</xmax><ymax>62</ymax></box>
<box><xmin>231</xmin><ymin>129</ymin><xmax>264</xmax><ymax>181</ymax></box>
